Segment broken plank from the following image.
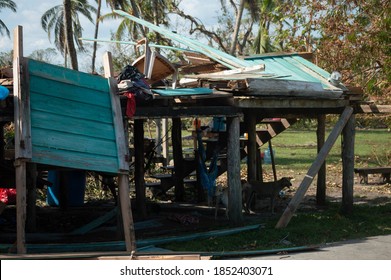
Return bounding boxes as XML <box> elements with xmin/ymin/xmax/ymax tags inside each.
<box><xmin>136</xmin><ymin>224</ymin><xmax>261</xmax><ymax>247</ymax></box>
<box><xmin>247</xmin><ymin>78</ymin><xmax>343</xmax><ymax>98</ymax></box>
<box><xmin>276</xmin><ymin>106</ymin><xmax>354</xmax><ymax>228</ymax></box>
<box><xmin>71</xmin><ymin>208</ymin><xmax>117</xmax><ymax>235</ymax></box>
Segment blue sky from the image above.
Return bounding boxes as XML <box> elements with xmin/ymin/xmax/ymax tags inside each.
<box><xmin>0</xmin><ymin>0</ymin><xmax>221</xmax><ymax>70</ymax></box>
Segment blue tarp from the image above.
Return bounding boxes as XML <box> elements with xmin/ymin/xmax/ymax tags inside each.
<box><xmin>153</xmin><ymin>87</ymin><xmax>213</xmax><ymax>97</ymax></box>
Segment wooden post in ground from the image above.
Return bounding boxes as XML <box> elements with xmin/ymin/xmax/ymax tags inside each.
<box><xmin>227</xmin><ymin>116</ymin><xmax>243</xmax><ymax>225</ymax></box>
<box><xmin>276</xmin><ymin>107</ymin><xmax>353</xmax><ymax>228</ymax></box>
<box><xmin>316</xmin><ymin>115</ymin><xmax>326</xmax><ymax>206</ymax></box>
<box><xmin>172</xmin><ymin>117</ymin><xmax>185</xmax><ymax>201</ymax></box>
<box><xmin>162</xmin><ymin>118</ymin><xmax>169</xmax><ymax>165</ymax></box>
<box><xmin>341</xmin><ymin>113</ymin><xmax>356</xmax><ymax>215</ymax></box>
<box><xmin>26</xmin><ymin>163</ymin><xmax>37</xmax><ymax>232</ymax></box>
<box><xmin>246</xmin><ymin>113</ymin><xmax>257</xmax><ymax>182</ymax></box>
<box><xmin>13</xmin><ymin>26</ymin><xmax>32</xmax><ymax>254</ymax></box>
<box><xmin>268</xmin><ymin>140</ymin><xmax>277</xmax><ymax>181</ymax></box>
<box><xmin>134</xmin><ymin>119</ymin><xmax>147</xmax><ymax>219</ymax></box>
<box><xmin>104</xmin><ymin>51</ymin><xmax>136</xmax><ymax>252</ymax></box>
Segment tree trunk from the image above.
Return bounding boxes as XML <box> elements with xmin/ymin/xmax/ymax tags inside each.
<box><xmin>229</xmin><ymin>0</ymin><xmax>245</xmax><ymax>56</ymax></box>
<box><xmin>91</xmin><ymin>0</ymin><xmax>102</xmax><ymax>73</ymax></box>
<box><xmin>63</xmin><ymin>0</ymin><xmax>78</xmax><ymax>70</ymax></box>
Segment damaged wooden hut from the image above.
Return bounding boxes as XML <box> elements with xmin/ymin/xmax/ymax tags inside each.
<box><xmin>0</xmin><ymin>12</ymin><xmax>388</xmax><ymax>257</ymax></box>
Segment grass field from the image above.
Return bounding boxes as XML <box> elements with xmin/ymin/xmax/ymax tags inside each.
<box><xmin>268</xmin><ymin>129</ymin><xmax>390</xmax><ymax>171</ymax></box>
<box><xmin>162</xmin><ymin>129</ymin><xmax>391</xmax><ymax>254</ymax></box>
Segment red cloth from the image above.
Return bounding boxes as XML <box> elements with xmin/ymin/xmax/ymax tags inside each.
<box><xmin>124</xmin><ymin>92</ymin><xmax>136</xmax><ymax>117</ymax></box>
<box><xmin>0</xmin><ymin>188</ymin><xmax>16</xmax><ymax>205</ymax></box>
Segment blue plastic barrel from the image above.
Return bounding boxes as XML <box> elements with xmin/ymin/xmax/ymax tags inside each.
<box><xmin>47</xmin><ymin>170</ymin><xmax>86</xmax><ymax>207</ymax></box>
<box><xmin>0</xmin><ymin>85</ymin><xmax>9</xmax><ymax>100</ymax></box>
<box><xmin>264</xmin><ymin>148</ymin><xmax>275</xmax><ymax>164</ymax></box>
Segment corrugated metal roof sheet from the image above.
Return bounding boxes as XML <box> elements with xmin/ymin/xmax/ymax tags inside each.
<box><xmin>245</xmin><ymin>54</ymin><xmax>338</xmax><ymax>91</ymax></box>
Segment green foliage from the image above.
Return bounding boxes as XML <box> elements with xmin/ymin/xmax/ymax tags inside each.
<box><xmin>0</xmin><ymin>50</ymin><xmax>13</xmax><ymax>67</ymax></box>
<box><xmin>163</xmin><ymin>202</ymin><xmax>391</xmax><ymax>252</ymax></box>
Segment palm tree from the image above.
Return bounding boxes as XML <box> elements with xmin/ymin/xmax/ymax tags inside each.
<box><xmin>41</xmin><ymin>0</ymin><xmax>96</xmax><ymax>70</ymax></box>
<box><xmin>224</xmin><ymin>0</ymin><xmax>259</xmax><ymax>56</ymax></box>
<box><xmin>91</xmin><ymin>0</ymin><xmax>128</xmax><ymax>73</ymax></box>
<box><xmin>0</xmin><ymin>0</ymin><xmax>17</xmax><ymax>38</ymax></box>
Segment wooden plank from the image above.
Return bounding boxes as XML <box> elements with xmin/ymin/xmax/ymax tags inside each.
<box><xmin>246</xmin><ymin>114</ymin><xmax>257</xmax><ymax>181</ymax></box>
<box><xmin>31</xmin><ymin>127</ymin><xmax>117</xmax><ymax>157</ymax></box>
<box><xmin>108</xmin><ymin>77</ymin><xmax>129</xmax><ymax>172</ymax></box>
<box><xmin>276</xmin><ymin>106</ymin><xmax>354</xmax><ymax>228</ymax></box>
<box><xmin>247</xmin><ymin>78</ymin><xmax>343</xmax><ymax>98</ymax></box>
<box><xmin>316</xmin><ymin>115</ymin><xmax>326</xmax><ymax>206</ymax></box>
<box><xmin>32</xmin><ymin>147</ymin><xmax>119</xmax><ymax>173</ymax></box>
<box><xmin>235</xmin><ymin>97</ymin><xmax>349</xmax><ymax>109</ymax></box>
<box><xmin>28</xmin><ymin>59</ymin><xmax>108</xmax><ymax>92</ymax></box>
<box><xmin>29</xmin><ymin>75</ymin><xmax>111</xmax><ymax>109</ymax></box>
<box><xmin>356</xmin><ymin>104</ymin><xmax>391</xmax><ymax>114</ymax></box>
<box><xmin>354</xmin><ymin>167</ymin><xmax>391</xmax><ymax>174</ymax></box>
<box><xmin>341</xmin><ymin>114</ymin><xmax>355</xmax><ymax>214</ymax></box>
<box><xmin>118</xmin><ymin>174</ymin><xmax>136</xmax><ymax>252</ymax></box>
<box><xmin>15</xmin><ymin>159</ymin><xmax>27</xmax><ymax>254</ymax></box>
<box><xmin>132</xmin><ymin>51</ymin><xmax>176</xmax><ymax>84</ymax></box>
<box><xmin>31</xmin><ymin>110</ymin><xmax>115</xmax><ymax>140</ymax></box>
<box><xmin>71</xmin><ymin>208</ymin><xmax>117</xmax><ymax>235</ymax></box>
<box><xmin>30</xmin><ymin>93</ymin><xmax>113</xmax><ymax>124</ymax></box>
<box><xmin>137</xmin><ymin>224</ymin><xmax>260</xmax><ymax>247</ymax></box>
<box><xmin>13</xmin><ymin>26</ymin><xmax>32</xmax><ymax>159</ymax></box>
<box><xmin>227</xmin><ymin>116</ymin><xmax>243</xmax><ymax>225</ymax></box>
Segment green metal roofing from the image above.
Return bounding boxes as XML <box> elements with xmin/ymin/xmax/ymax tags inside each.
<box><xmin>245</xmin><ymin>53</ymin><xmax>339</xmax><ymax>91</ymax></box>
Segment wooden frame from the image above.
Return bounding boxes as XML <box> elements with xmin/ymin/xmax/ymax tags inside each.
<box><xmin>12</xmin><ymin>27</ymin><xmax>135</xmax><ymax>254</ymax></box>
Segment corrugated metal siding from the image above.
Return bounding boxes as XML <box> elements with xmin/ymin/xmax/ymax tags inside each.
<box><xmin>245</xmin><ymin>54</ymin><xmax>334</xmax><ymax>90</ymax></box>
<box><xmin>28</xmin><ymin>59</ymin><xmax>120</xmax><ymax>173</ymax></box>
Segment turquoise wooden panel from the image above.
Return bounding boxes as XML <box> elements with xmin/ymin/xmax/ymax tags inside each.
<box><xmin>28</xmin><ymin>59</ymin><xmax>122</xmax><ymax>173</ymax></box>
<box><xmin>28</xmin><ymin>59</ymin><xmax>108</xmax><ymax>92</ymax></box>
<box><xmin>30</xmin><ymin>75</ymin><xmax>111</xmax><ymax>109</ymax></box>
<box><xmin>31</xmin><ymin>110</ymin><xmax>116</xmax><ymax>141</ymax></box>
<box><xmin>30</xmin><ymin>92</ymin><xmax>113</xmax><ymax>124</ymax></box>
<box><xmin>32</xmin><ymin>146</ymin><xmax>118</xmax><ymax>174</ymax></box>
<box><xmin>32</xmin><ymin>127</ymin><xmax>117</xmax><ymax>157</ymax></box>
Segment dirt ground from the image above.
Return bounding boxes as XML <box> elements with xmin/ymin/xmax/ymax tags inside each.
<box><xmin>1</xmin><ymin>167</ymin><xmax>391</xmax><ymax>247</ymax></box>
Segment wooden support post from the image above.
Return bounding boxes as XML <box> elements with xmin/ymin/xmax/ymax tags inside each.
<box><xmin>118</xmin><ymin>174</ymin><xmax>136</xmax><ymax>252</ymax></box>
<box><xmin>172</xmin><ymin>117</ymin><xmax>184</xmax><ymax>201</ymax></box>
<box><xmin>104</xmin><ymin>51</ymin><xmax>135</xmax><ymax>251</ymax></box>
<box><xmin>26</xmin><ymin>163</ymin><xmax>37</xmax><ymax>232</ymax></box>
<box><xmin>0</xmin><ymin>124</ymin><xmax>4</xmax><ymax>160</ymax></box>
<box><xmin>13</xmin><ymin>26</ymin><xmax>31</xmax><ymax>254</ymax></box>
<box><xmin>246</xmin><ymin>113</ymin><xmax>257</xmax><ymax>182</ymax></box>
<box><xmin>227</xmin><ymin>116</ymin><xmax>243</xmax><ymax>225</ymax></box>
<box><xmin>316</xmin><ymin>115</ymin><xmax>326</xmax><ymax>206</ymax></box>
<box><xmin>276</xmin><ymin>107</ymin><xmax>353</xmax><ymax>228</ymax></box>
<box><xmin>162</xmin><ymin>118</ymin><xmax>169</xmax><ymax>166</ymax></box>
<box><xmin>341</xmin><ymin>114</ymin><xmax>355</xmax><ymax>215</ymax></box>
<box><xmin>15</xmin><ymin>159</ymin><xmax>26</xmax><ymax>254</ymax></box>
<box><xmin>268</xmin><ymin>140</ymin><xmax>277</xmax><ymax>181</ymax></box>
<box><xmin>155</xmin><ymin>119</ymin><xmax>162</xmax><ymax>158</ymax></box>
<box><xmin>134</xmin><ymin>119</ymin><xmax>147</xmax><ymax>219</ymax></box>
<box><xmin>256</xmin><ymin>146</ymin><xmax>263</xmax><ymax>181</ymax></box>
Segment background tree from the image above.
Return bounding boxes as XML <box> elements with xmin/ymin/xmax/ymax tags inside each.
<box><xmin>29</xmin><ymin>48</ymin><xmax>60</xmax><ymax>64</ymax></box>
<box><xmin>0</xmin><ymin>50</ymin><xmax>13</xmax><ymax>67</ymax></box>
<box><xmin>0</xmin><ymin>0</ymin><xmax>16</xmax><ymax>37</ymax></box>
<box><xmin>41</xmin><ymin>0</ymin><xmax>96</xmax><ymax>70</ymax></box>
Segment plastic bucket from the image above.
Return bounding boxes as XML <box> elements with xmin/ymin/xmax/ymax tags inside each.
<box><xmin>47</xmin><ymin>170</ymin><xmax>86</xmax><ymax>207</ymax></box>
